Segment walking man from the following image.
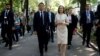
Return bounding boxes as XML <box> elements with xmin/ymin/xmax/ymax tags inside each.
<box><xmin>0</xmin><ymin>3</ymin><xmax>14</xmax><ymax>50</ymax></box>
<box><xmin>33</xmin><ymin>2</ymin><xmax>50</xmax><ymax>56</ymax></box>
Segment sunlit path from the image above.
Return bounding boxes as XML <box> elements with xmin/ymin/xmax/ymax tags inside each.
<box><xmin>0</xmin><ymin>33</ymin><xmax>99</xmax><ymax>56</ymax></box>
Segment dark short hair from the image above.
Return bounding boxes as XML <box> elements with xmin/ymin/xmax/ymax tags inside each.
<box><xmin>6</xmin><ymin>3</ymin><xmax>10</xmax><ymax>6</ymax></box>
<box><xmin>38</xmin><ymin>2</ymin><xmax>44</xmax><ymax>6</ymax></box>
<box><xmin>58</xmin><ymin>5</ymin><xmax>65</xmax><ymax>13</ymax></box>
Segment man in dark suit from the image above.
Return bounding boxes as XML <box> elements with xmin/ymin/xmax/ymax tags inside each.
<box><xmin>47</xmin><ymin>6</ymin><xmax>55</xmax><ymax>43</ymax></box>
<box><xmin>67</xmin><ymin>7</ymin><xmax>78</xmax><ymax>49</ymax></box>
<box><xmin>33</xmin><ymin>2</ymin><xmax>49</xmax><ymax>56</ymax></box>
<box><xmin>0</xmin><ymin>4</ymin><xmax>14</xmax><ymax>50</ymax></box>
<box><xmin>95</xmin><ymin>4</ymin><xmax>100</xmax><ymax>54</ymax></box>
<box><xmin>80</xmin><ymin>4</ymin><xmax>95</xmax><ymax>48</ymax></box>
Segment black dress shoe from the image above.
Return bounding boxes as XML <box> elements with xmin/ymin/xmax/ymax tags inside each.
<box><xmin>9</xmin><ymin>46</ymin><xmax>12</xmax><ymax>50</ymax></box>
<box><xmin>40</xmin><ymin>54</ymin><xmax>44</xmax><ymax>56</ymax></box>
<box><xmin>51</xmin><ymin>40</ymin><xmax>54</xmax><ymax>43</ymax></box>
<box><xmin>5</xmin><ymin>44</ymin><xmax>8</xmax><ymax>47</ymax></box>
<box><xmin>16</xmin><ymin>40</ymin><xmax>19</xmax><ymax>42</ymax></box>
<box><xmin>86</xmin><ymin>45</ymin><xmax>91</xmax><ymax>48</ymax></box>
<box><xmin>99</xmin><ymin>52</ymin><xmax>100</xmax><ymax>55</ymax></box>
<box><xmin>68</xmin><ymin>45</ymin><xmax>71</xmax><ymax>49</ymax></box>
<box><xmin>40</xmin><ymin>55</ymin><xmax>43</xmax><ymax>56</ymax></box>
<box><xmin>45</xmin><ymin>46</ymin><xmax>48</xmax><ymax>52</ymax></box>
<box><xmin>82</xmin><ymin>41</ymin><xmax>85</xmax><ymax>45</ymax></box>
<box><xmin>98</xmin><ymin>49</ymin><xmax>100</xmax><ymax>54</ymax></box>
<box><xmin>2</xmin><ymin>40</ymin><xmax>5</xmax><ymax>43</ymax></box>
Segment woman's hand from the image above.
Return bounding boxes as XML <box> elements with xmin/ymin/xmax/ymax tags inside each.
<box><xmin>57</xmin><ymin>23</ymin><xmax>63</xmax><ymax>25</ymax></box>
<box><xmin>57</xmin><ymin>22</ymin><xmax>67</xmax><ymax>25</ymax></box>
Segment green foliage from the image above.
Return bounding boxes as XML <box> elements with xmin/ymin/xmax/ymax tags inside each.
<box><xmin>13</xmin><ymin>0</ymin><xmax>21</xmax><ymax>12</ymax></box>
<box><xmin>72</xmin><ymin>0</ymin><xmax>98</xmax><ymax>4</ymax></box>
<box><xmin>0</xmin><ymin>0</ymin><xmax>98</xmax><ymax>12</ymax></box>
<box><xmin>89</xmin><ymin>0</ymin><xmax>98</xmax><ymax>4</ymax></box>
<box><xmin>0</xmin><ymin>0</ymin><xmax>9</xmax><ymax>12</ymax></box>
<box><xmin>29</xmin><ymin>0</ymin><xmax>38</xmax><ymax>11</ymax></box>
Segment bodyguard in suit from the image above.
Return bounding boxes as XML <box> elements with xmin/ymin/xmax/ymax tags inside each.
<box><xmin>47</xmin><ymin>6</ymin><xmax>55</xmax><ymax>43</ymax></box>
<box><xmin>95</xmin><ymin>4</ymin><xmax>100</xmax><ymax>54</ymax></box>
<box><xmin>33</xmin><ymin>3</ymin><xmax>49</xmax><ymax>56</ymax></box>
<box><xmin>67</xmin><ymin>7</ymin><xmax>78</xmax><ymax>49</ymax></box>
<box><xmin>0</xmin><ymin>4</ymin><xmax>14</xmax><ymax>50</ymax></box>
<box><xmin>80</xmin><ymin>4</ymin><xmax>95</xmax><ymax>48</ymax></box>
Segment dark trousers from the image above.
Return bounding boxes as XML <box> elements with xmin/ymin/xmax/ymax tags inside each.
<box><xmin>49</xmin><ymin>26</ymin><xmax>54</xmax><ymax>42</ymax></box>
<box><xmin>37</xmin><ymin>29</ymin><xmax>49</xmax><ymax>55</ymax></box>
<box><xmin>21</xmin><ymin>25</ymin><xmax>25</xmax><ymax>36</ymax></box>
<box><xmin>82</xmin><ymin>24</ymin><xmax>92</xmax><ymax>45</ymax></box>
<box><xmin>13</xmin><ymin>29</ymin><xmax>21</xmax><ymax>42</ymax></box>
<box><xmin>1</xmin><ymin>28</ymin><xmax>13</xmax><ymax>47</ymax></box>
<box><xmin>27</xmin><ymin>25</ymin><xmax>31</xmax><ymax>33</ymax></box>
<box><xmin>68</xmin><ymin>24</ymin><xmax>74</xmax><ymax>45</ymax></box>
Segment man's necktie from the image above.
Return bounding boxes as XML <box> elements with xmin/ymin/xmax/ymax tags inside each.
<box><xmin>41</xmin><ymin>12</ymin><xmax>44</xmax><ymax>25</ymax></box>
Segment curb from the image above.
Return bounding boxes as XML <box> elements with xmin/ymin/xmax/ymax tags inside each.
<box><xmin>77</xmin><ymin>32</ymin><xmax>98</xmax><ymax>51</ymax></box>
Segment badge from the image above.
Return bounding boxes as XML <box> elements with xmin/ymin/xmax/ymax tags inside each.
<box><xmin>4</xmin><ymin>17</ymin><xmax>7</xmax><ymax>19</ymax></box>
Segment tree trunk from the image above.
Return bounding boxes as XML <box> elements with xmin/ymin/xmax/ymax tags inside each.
<box><xmin>80</xmin><ymin>0</ymin><xmax>86</xmax><ymax>19</ymax></box>
<box><xmin>9</xmin><ymin>0</ymin><xmax>13</xmax><ymax>10</ymax></box>
<box><xmin>80</xmin><ymin>0</ymin><xmax>86</xmax><ymax>13</ymax></box>
<box><xmin>26</xmin><ymin>0</ymin><xmax>29</xmax><ymax>25</ymax></box>
<box><xmin>24</xmin><ymin>0</ymin><xmax>29</xmax><ymax>31</ymax></box>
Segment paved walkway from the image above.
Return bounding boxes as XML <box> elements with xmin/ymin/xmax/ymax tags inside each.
<box><xmin>0</xmin><ymin>33</ymin><xmax>99</xmax><ymax>56</ymax></box>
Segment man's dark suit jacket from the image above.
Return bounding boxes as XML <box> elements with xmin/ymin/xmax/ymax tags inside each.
<box><xmin>80</xmin><ymin>11</ymin><xmax>95</xmax><ymax>27</ymax></box>
<box><xmin>0</xmin><ymin>10</ymin><xmax>14</xmax><ymax>30</ymax></box>
<box><xmin>69</xmin><ymin>14</ymin><xmax>78</xmax><ymax>29</ymax></box>
<box><xmin>48</xmin><ymin>12</ymin><xmax>55</xmax><ymax>31</ymax></box>
<box><xmin>33</xmin><ymin>11</ymin><xmax>49</xmax><ymax>32</ymax></box>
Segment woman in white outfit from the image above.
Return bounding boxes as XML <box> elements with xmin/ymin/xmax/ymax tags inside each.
<box><xmin>55</xmin><ymin>5</ymin><xmax>69</xmax><ymax>56</ymax></box>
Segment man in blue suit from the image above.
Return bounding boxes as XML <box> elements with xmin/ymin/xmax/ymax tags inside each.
<box><xmin>80</xmin><ymin>4</ymin><xmax>95</xmax><ymax>48</ymax></box>
<box><xmin>33</xmin><ymin>2</ymin><xmax>50</xmax><ymax>56</ymax></box>
<box><xmin>47</xmin><ymin>6</ymin><xmax>55</xmax><ymax>43</ymax></box>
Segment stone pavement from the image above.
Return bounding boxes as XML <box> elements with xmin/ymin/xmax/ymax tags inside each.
<box><xmin>0</xmin><ymin>33</ymin><xmax>99</xmax><ymax>56</ymax></box>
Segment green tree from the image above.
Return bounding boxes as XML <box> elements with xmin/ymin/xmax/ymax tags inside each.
<box><xmin>29</xmin><ymin>0</ymin><xmax>38</xmax><ymax>11</ymax></box>
<box><xmin>9</xmin><ymin>0</ymin><xmax>13</xmax><ymax>10</ymax></box>
<box><xmin>13</xmin><ymin>0</ymin><xmax>22</xmax><ymax>12</ymax></box>
<box><xmin>72</xmin><ymin>0</ymin><xmax>98</xmax><ymax>4</ymax></box>
<box><xmin>0</xmin><ymin>0</ymin><xmax>9</xmax><ymax>12</ymax></box>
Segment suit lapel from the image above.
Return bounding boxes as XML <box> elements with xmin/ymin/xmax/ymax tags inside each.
<box><xmin>51</xmin><ymin>13</ymin><xmax>53</xmax><ymax>22</ymax></box>
<box><xmin>37</xmin><ymin>11</ymin><xmax>40</xmax><ymax>19</ymax></box>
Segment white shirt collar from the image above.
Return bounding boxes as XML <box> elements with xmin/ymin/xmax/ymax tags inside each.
<box><xmin>39</xmin><ymin>11</ymin><xmax>44</xmax><ymax>13</ymax></box>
